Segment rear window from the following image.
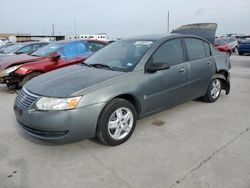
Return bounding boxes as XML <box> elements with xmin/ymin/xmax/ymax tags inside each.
<box><xmin>185</xmin><ymin>38</ymin><xmax>206</xmax><ymax>61</ymax></box>
<box><xmin>203</xmin><ymin>42</ymin><xmax>211</xmax><ymax>57</ymax></box>
<box><xmin>214</xmin><ymin>39</ymin><xmax>226</xmax><ymax>45</ymax></box>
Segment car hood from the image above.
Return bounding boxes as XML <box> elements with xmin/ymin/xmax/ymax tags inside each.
<box><xmin>0</xmin><ymin>54</ymin><xmax>43</xmax><ymax>69</ymax></box>
<box><xmin>25</xmin><ymin>65</ymin><xmax>124</xmax><ymax>97</ymax></box>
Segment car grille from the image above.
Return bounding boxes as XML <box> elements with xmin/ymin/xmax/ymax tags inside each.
<box><xmin>15</xmin><ymin>87</ymin><xmax>39</xmax><ymax>110</ymax></box>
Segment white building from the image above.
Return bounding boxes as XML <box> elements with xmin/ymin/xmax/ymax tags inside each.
<box><xmin>66</xmin><ymin>34</ymin><xmax>108</xmax><ymax>41</ymax></box>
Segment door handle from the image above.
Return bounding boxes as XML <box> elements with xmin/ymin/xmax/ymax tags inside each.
<box><xmin>207</xmin><ymin>61</ymin><xmax>212</xmax><ymax>65</ymax></box>
<box><xmin>179</xmin><ymin>68</ymin><xmax>185</xmax><ymax>72</ymax></box>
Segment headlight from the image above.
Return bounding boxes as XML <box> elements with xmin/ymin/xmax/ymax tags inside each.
<box><xmin>5</xmin><ymin>64</ymin><xmax>23</xmax><ymax>74</ymax></box>
<box><xmin>0</xmin><ymin>64</ymin><xmax>23</xmax><ymax>77</ymax></box>
<box><xmin>35</xmin><ymin>96</ymin><xmax>82</xmax><ymax>111</ymax></box>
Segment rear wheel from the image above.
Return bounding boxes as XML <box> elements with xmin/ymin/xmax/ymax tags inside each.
<box><xmin>203</xmin><ymin>78</ymin><xmax>222</xmax><ymax>103</ymax></box>
<box><xmin>234</xmin><ymin>46</ymin><xmax>238</xmax><ymax>54</ymax></box>
<box><xmin>96</xmin><ymin>98</ymin><xmax>137</xmax><ymax>146</ymax></box>
<box><xmin>19</xmin><ymin>72</ymin><xmax>42</xmax><ymax>87</ymax></box>
<box><xmin>238</xmin><ymin>52</ymin><xmax>243</xmax><ymax>56</ymax></box>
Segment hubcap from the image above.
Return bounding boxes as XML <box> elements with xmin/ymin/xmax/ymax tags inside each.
<box><xmin>211</xmin><ymin>79</ymin><xmax>221</xmax><ymax>99</ymax></box>
<box><xmin>108</xmin><ymin>107</ymin><xmax>133</xmax><ymax>140</ymax></box>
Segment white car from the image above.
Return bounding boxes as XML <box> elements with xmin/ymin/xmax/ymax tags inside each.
<box><xmin>223</xmin><ymin>37</ymin><xmax>239</xmax><ymax>52</ymax></box>
<box><xmin>0</xmin><ymin>40</ymin><xmax>4</xmax><ymax>47</ymax></box>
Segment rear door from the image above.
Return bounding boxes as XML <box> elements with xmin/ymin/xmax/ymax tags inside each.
<box><xmin>183</xmin><ymin>38</ymin><xmax>214</xmax><ymax>99</ymax></box>
<box><xmin>145</xmin><ymin>38</ymin><xmax>189</xmax><ymax>113</ymax></box>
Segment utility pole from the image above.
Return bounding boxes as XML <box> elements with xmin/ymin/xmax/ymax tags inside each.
<box><xmin>52</xmin><ymin>24</ymin><xmax>55</xmax><ymax>35</ymax></box>
<box><xmin>74</xmin><ymin>18</ymin><xmax>77</xmax><ymax>38</ymax></box>
<box><xmin>167</xmin><ymin>11</ymin><xmax>170</xmax><ymax>34</ymax></box>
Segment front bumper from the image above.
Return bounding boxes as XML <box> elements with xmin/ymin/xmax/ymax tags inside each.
<box><xmin>0</xmin><ymin>72</ymin><xmax>22</xmax><ymax>84</ymax></box>
<box><xmin>14</xmin><ymin>98</ymin><xmax>105</xmax><ymax>143</ymax></box>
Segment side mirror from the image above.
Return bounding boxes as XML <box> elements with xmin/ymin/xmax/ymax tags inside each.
<box><xmin>147</xmin><ymin>62</ymin><xmax>170</xmax><ymax>73</ymax></box>
<box><xmin>15</xmin><ymin>51</ymin><xmax>24</xmax><ymax>55</ymax></box>
<box><xmin>50</xmin><ymin>54</ymin><xmax>61</xmax><ymax>61</ymax></box>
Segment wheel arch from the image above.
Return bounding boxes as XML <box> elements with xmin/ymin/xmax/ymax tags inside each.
<box><xmin>212</xmin><ymin>72</ymin><xmax>230</xmax><ymax>95</ymax></box>
<box><xmin>113</xmin><ymin>94</ymin><xmax>142</xmax><ymax>115</ymax></box>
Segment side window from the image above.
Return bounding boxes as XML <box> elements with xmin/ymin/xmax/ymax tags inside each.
<box><xmin>32</xmin><ymin>44</ymin><xmax>41</xmax><ymax>52</ymax></box>
<box><xmin>88</xmin><ymin>42</ymin><xmax>106</xmax><ymax>52</ymax></box>
<box><xmin>151</xmin><ymin>39</ymin><xmax>184</xmax><ymax>66</ymax></box>
<box><xmin>16</xmin><ymin>45</ymin><xmax>32</xmax><ymax>54</ymax></box>
<box><xmin>39</xmin><ymin>43</ymin><xmax>48</xmax><ymax>48</ymax></box>
<box><xmin>185</xmin><ymin>38</ymin><xmax>206</xmax><ymax>61</ymax></box>
<box><xmin>58</xmin><ymin>41</ymin><xmax>89</xmax><ymax>59</ymax></box>
<box><xmin>210</xmin><ymin>45</ymin><xmax>220</xmax><ymax>56</ymax></box>
<box><xmin>203</xmin><ymin>42</ymin><xmax>211</xmax><ymax>57</ymax></box>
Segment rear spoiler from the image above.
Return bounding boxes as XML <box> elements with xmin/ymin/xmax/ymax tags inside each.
<box><xmin>171</xmin><ymin>23</ymin><xmax>218</xmax><ymax>44</ymax></box>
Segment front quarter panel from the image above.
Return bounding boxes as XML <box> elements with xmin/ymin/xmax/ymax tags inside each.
<box><xmin>75</xmin><ymin>70</ymin><xmax>146</xmax><ymax>115</ymax></box>
<box><xmin>15</xmin><ymin>58</ymin><xmax>51</xmax><ymax>75</ymax></box>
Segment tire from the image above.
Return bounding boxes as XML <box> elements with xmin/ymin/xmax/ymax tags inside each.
<box><xmin>234</xmin><ymin>46</ymin><xmax>238</xmax><ymax>54</ymax></box>
<box><xmin>238</xmin><ymin>52</ymin><xmax>243</xmax><ymax>56</ymax></box>
<box><xmin>6</xmin><ymin>83</ymin><xmax>19</xmax><ymax>90</ymax></box>
<box><xmin>203</xmin><ymin>78</ymin><xmax>222</xmax><ymax>103</ymax></box>
<box><xmin>20</xmin><ymin>72</ymin><xmax>42</xmax><ymax>87</ymax></box>
<box><xmin>96</xmin><ymin>98</ymin><xmax>137</xmax><ymax>146</ymax></box>
<box><xmin>227</xmin><ymin>50</ymin><xmax>231</xmax><ymax>56</ymax></box>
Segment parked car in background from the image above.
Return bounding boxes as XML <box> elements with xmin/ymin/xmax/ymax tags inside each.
<box><xmin>0</xmin><ymin>43</ymin><xmax>15</xmax><ymax>53</ymax></box>
<box><xmin>0</xmin><ymin>42</ymin><xmax>49</xmax><ymax>57</ymax></box>
<box><xmin>214</xmin><ymin>38</ymin><xmax>232</xmax><ymax>55</ymax></box>
<box><xmin>238</xmin><ymin>39</ymin><xmax>250</xmax><ymax>55</ymax></box>
<box><xmin>223</xmin><ymin>37</ymin><xmax>239</xmax><ymax>52</ymax></box>
<box><xmin>0</xmin><ymin>40</ymin><xmax>107</xmax><ymax>88</ymax></box>
<box><xmin>13</xmin><ymin>34</ymin><xmax>231</xmax><ymax>146</ymax></box>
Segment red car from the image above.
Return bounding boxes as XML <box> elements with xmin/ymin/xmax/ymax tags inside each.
<box><xmin>0</xmin><ymin>40</ymin><xmax>107</xmax><ymax>88</ymax></box>
<box><xmin>214</xmin><ymin>38</ymin><xmax>232</xmax><ymax>56</ymax></box>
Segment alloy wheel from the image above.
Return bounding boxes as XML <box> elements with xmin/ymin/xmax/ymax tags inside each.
<box><xmin>108</xmin><ymin>107</ymin><xmax>134</xmax><ymax>140</ymax></box>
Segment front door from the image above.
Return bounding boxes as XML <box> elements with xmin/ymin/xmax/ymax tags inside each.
<box><xmin>145</xmin><ymin>38</ymin><xmax>189</xmax><ymax>113</ymax></box>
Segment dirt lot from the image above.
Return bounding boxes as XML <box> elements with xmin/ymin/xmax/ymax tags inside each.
<box><xmin>0</xmin><ymin>55</ymin><xmax>250</xmax><ymax>188</ymax></box>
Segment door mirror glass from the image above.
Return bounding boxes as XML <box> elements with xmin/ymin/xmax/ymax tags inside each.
<box><xmin>147</xmin><ymin>62</ymin><xmax>170</xmax><ymax>73</ymax></box>
<box><xmin>50</xmin><ymin>54</ymin><xmax>61</xmax><ymax>61</ymax></box>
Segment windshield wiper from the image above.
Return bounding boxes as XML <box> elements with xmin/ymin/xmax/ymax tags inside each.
<box><xmin>91</xmin><ymin>63</ymin><xmax>114</xmax><ymax>71</ymax></box>
<box><xmin>30</xmin><ymin>54</ymin><xmax>40</xmax><ymax>57</ymax></box>
<box><xmin>81</xmin><ymin>62</ymin><xmax>93</xmax><ymax>68</ymax></box>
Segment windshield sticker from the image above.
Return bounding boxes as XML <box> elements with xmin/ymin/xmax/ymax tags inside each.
<box><xmin>127</xmin><ymin>63</ymin><xmax>133</xmax><ymax>67</ymax></box>
<box><xmin>134</xmin><ymin>41</ymin><xmax>153</xmax><ymax>46</ymax></box>
<box><xmin>50</xmin><ymin>46</ymin><xmax>59</xmax><ymax>49</ymax></box>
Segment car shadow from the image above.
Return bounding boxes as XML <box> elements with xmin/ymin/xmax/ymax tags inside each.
<box><xmin>0</xmin><ymin>84</ymin><xmax>19</xmax><ymax>94</ymax></box>
<box><xmin>15</xmin><ymin>124</ymin><xmax>104</xmax><ymax>147</ymax></box>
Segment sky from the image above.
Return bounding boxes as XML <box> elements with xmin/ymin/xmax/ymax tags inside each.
<box><xmin>0</xmin><ymin>0</ymin><xmax>250</xmax><ymax>38</ymax></box>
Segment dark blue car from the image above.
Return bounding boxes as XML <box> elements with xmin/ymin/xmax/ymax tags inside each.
<box><xmin>238</xmin><ymin>39</ymin><xmax>250</xmax><ymax>55</ymax></box>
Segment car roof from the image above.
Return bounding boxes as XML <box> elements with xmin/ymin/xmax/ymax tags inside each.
<box><xmin>51</xmin><ymin>39</ymin><xmax>107</xmax><ymax>45</ymax></box>
<box><xmin>18</xmin><ymin>41</ymin><xmax>49</xmax><ymax>45</ymax></box>
<box><xmin>122</xmin><ymin>34</ymin><xmax>211</xmax><ymax>43</ymax></box>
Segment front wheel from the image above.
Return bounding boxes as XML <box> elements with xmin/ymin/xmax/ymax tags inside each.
<box><xmin>96</xmin><ymin>98</ymin><xmax>137</xmax><ymax>146</ymax></box>
<box><xmin>203</xmin><ymin>78</ymin><xmax>222</xmax><ymax>103</ymax></box>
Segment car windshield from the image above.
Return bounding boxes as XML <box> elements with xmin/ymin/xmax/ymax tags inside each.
<box><xmin>31</xmin><ymin>42</ymin><xmax>65</xmax><ymax>57</ymax></box>
<box><xmin>85</xmin><ymin>40</ymin><xmax>155</xmax><ymax>72</ymax></box>
<box><xmin>2</xmin><ymin>43</ymin><xmax>24</xmax><ymax>54</ymax></box>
